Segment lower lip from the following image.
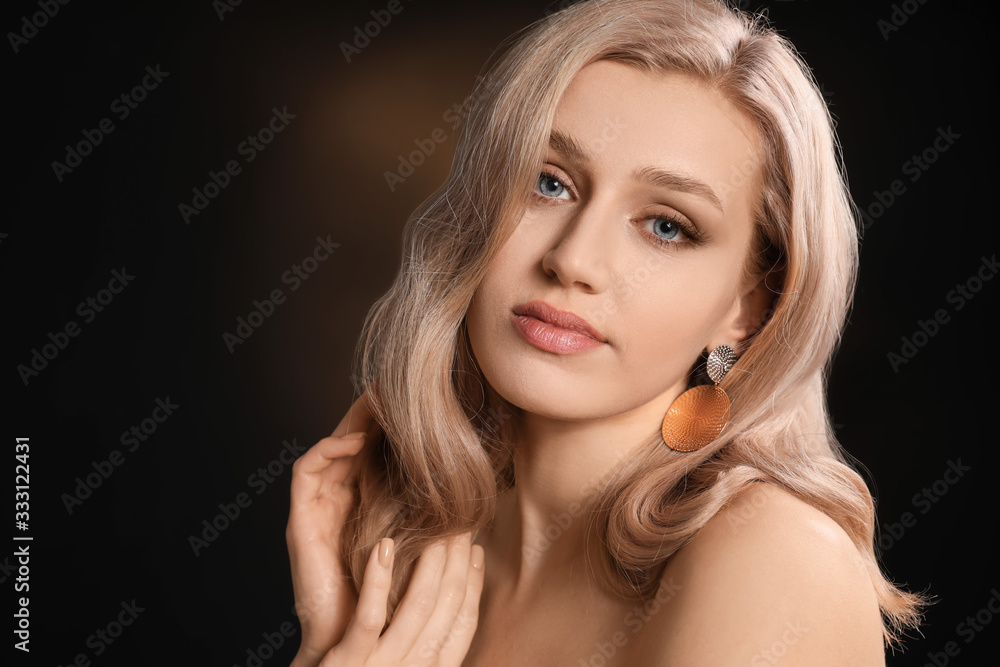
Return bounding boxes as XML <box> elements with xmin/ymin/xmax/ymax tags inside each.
<box><xmin>512</xmin><ymin>314</ymin><xmax>605</xmax><ymax>354</ymax></box>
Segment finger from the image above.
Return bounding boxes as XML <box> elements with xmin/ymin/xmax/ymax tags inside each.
<box><xmin>437</xmin><ymin>542</ymin><xmax>486</xmax><ymax>666</ymax></box>
<box><xmin>330</xmin><ymin>390</ymin><xmax>376</xmax><ymax>438</ymax></box>
<box><xmin>406</xmin><ymin>533</ymin><xmax>473</xmax><ymax>662</ymax></box>
<box><xmin>375</xmin><ymin>536</ymin><xmax>450</xmax><ymax>658</ymax></box>
<box><xmin>292</xmin><ymin>433</ymin><xmax>366</xmax><ymax>478</ymax></box>
<box><xmin>289</xmin><ymin>434</ymin><xmax>366</xmax><ymax>509</ymax></box>
<box><xmin>322</xmin><ymin>538</ymin><xmax>394</xmax><ymax>667</ymax></box>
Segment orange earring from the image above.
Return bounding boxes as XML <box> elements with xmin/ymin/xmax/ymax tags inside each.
<box><xmin>661</xmin><ymin>344</ymin><xmax>737</xmax><ymax>452</ymax></box>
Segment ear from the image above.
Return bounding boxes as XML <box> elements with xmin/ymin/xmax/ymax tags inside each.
<box><xmin>709</xmin><ymin>272</ymin><xmax>776</xmax><ymax>355</ymax></box>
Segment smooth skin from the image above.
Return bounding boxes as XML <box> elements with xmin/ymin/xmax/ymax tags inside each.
<box><xmin>288</xmin><ymin>407</ymin><xmax>883</xmax><ymax>666</ymax></box>
<box><xmin>288</xmin><ymin>61</ymin><xmax>885</xmax><ymax>665</ymax></box>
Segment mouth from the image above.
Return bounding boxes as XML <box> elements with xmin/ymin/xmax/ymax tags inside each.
<box><xmin>511</xmin><ymin>300</ymin><xmax>607</xmax><ymax>354</ymax></box>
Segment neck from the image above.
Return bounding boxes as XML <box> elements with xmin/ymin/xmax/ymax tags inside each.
<box><xmin>483</xmin><ymin>392</ymin><xmax>678</xmax><ymax>604</ymax></box>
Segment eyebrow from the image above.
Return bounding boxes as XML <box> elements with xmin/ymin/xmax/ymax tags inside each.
<box><xmin>547</xmin><ymin>129</ymin><xmax>725</xmax><ymax>213</ymax></box>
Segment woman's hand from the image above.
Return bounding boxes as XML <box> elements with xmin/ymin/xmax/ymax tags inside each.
<box><xmin>317</xmin><ymin>532</ymin><xmax>486</xmax><ymax>667</ymax></box>
<box><xmin>287</xmin><ymin>392</ymin><xmax>379</xmax><ymax>667</ymax></box>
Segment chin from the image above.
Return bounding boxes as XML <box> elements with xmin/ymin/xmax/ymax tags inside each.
<box><xmin>492</xmin><ymin>375</ymin><xmax>608</xmax><ymax>422</ymax></box>
<box><xmin>470</xmin><ymin>333</ymin><xmax>623</xmax><ymax>422</ymax></box>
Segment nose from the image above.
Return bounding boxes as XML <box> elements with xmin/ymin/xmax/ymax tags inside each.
<box><xmin>540</xmin><ymin>196</ymin><xmax>616</xmax><ymax>292</ymax></box>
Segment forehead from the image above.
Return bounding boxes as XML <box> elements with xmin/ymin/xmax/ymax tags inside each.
<box><xmin>551</xmin><ymin>60</ymin><xmax>763</xmax><ymax>213</ymax></box>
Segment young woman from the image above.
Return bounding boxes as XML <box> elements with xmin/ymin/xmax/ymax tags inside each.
<box><xmin>287</xmin><ymin>0</ymin><xmax>926</xmax><ymax>664</ymax></box>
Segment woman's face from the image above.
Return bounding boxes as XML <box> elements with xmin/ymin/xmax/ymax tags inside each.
<box><xmin>466</xmin><ymin>61</ymin><xmax>765</xmax><ymax>423</ymax></box>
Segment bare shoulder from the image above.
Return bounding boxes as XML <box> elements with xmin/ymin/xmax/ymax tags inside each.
<box><xmin>629</xmin><ymin>483</ymin><xmax>885</xmax><ymax>666</ymax></box>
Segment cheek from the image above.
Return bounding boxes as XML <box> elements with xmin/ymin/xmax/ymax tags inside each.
<box><xmin>611</xmin><ymin>253</ymin><xmax>730</xmax><ymax>330</ymax></box>
<box><xmin>466</xmin><ymin>278</ymin><xmax>533</xmax><ymax>411</ymax></box>
<box><xmin>466</xmin><ymin>281</ymin><xmax>499</xmax><ymax>358</ymax></box>
<box><xmin>466</xmin><ymin>244</ymin><xmax>525</xmax><ymax>370</ymax></box>
<box><xmin>606</xmin><ymin>255</ymin><xmax>737</xmax><ymax>378</ymax></box>
<box><xmin>468</xmin><ymin>220</ymin><xmax>541</xmax><ymax>325</ymax></box>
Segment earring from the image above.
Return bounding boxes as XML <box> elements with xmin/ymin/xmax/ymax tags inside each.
<box><xmin>661</xmin><ymin>344</ymin><xmax>737</xmax><ymax>452</ymax></box>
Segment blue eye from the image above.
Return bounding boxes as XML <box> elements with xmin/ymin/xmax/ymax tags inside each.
<box><xmin>533</xmin><ymin>168</ymin><xmax>701</xmax><ymax>249</ymax></box>
<box><xmin>536</xmin><ymin>172</ymin><xmax>570</xmax><ymax>200</ymax></box>
<box><xmin>652</xmin><ymin>218</ymin><xmax>681</xmax><ymax>240</ymax></box>
<box><xmin>643</xmin><ymin>214</ymin><xmax>697</xmax><ymax>248</ymax></box>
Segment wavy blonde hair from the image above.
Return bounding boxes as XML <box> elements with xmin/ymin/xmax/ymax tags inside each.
<box><xmin>344</xmin><ymin>0</ymin><xmax>926</xmax><ymax>647</ymax></box>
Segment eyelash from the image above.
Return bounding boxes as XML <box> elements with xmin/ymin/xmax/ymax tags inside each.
<box><xmin>532</xmin><ymin>170</ymin><xmax>703</xmax><ymax>248</ymax></box>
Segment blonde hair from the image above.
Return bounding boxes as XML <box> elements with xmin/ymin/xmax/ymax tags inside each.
<box><xmin>345</xmin><ymin>0</ymin><xmax>926</xmax><ymax>647</ymax></box>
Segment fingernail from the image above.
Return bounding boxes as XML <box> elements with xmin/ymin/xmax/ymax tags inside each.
<box><xmin>378</xmin><ymin>538</ymin><xmax>394</xmax><ymax>568</ymax></box>
<box><xmin>471</xmin><ymin>544</ymin><xmax>485</xmax><ymax>570</ymax></box>
<box><xmin>342</xmin><ymin>432</ymin><xmax>367</xmax><ymax>440</ymax></box>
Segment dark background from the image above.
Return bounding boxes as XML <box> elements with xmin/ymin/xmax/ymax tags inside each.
<box><xmin>3</xmin><ymin>0</ymin><xmax>996</xmax><ymax>664</ymax></box>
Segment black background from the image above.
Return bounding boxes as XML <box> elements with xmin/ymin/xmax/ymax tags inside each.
<box><xmin>3</xmin><ymin>0</ymin><xmax>997</xmax><ymax>665</ymax></box>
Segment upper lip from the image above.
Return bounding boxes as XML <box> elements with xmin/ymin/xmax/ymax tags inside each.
<box><xmin>512</xmin><ymin>300</ymin><xmax>607</xmax><ymax>343</ymax></box>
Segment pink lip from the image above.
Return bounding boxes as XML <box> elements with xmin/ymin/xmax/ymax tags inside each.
<box><xmin>511</xmin><ymin>300</ymin><xmax>607</xmax><ymax>354</ymax></box>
